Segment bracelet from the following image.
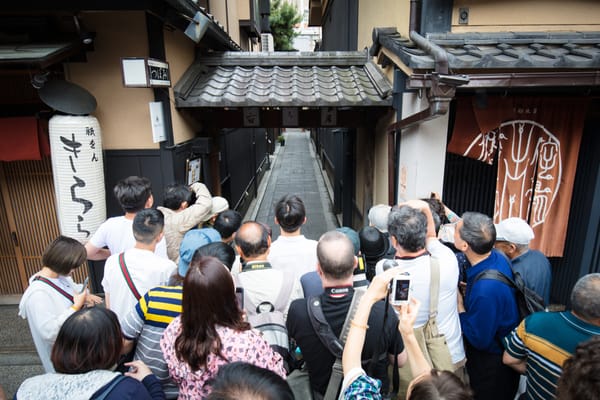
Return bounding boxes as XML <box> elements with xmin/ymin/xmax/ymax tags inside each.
<box><xmin>350</xmin><ymin>320</ymin><xmax>369</xmax><ymax>330</ymax></box>
<box><xmin>70</xmin><ymin>305</ymin><xmax>79</xmax><ymax>312</ymax></box>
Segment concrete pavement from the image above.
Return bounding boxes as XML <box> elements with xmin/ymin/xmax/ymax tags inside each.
<box><xmin>250</xmin><ymin>128</ymin><xmax>338</xmax><ymax>239</ymax></box>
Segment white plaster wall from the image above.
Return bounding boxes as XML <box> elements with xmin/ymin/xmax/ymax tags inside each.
<box><xmin>397</xmin><ymin>92</ymin><xmax>449</xmax><ymax>201</ymax></box>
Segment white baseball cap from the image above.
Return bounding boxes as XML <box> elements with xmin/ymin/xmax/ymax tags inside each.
<box><xmin>495</xmin><ymin>218</ymin><xmax>534</xmax><ymax>245</ymax></box>
<box><xmin>211</xmin><ymin>196</ymin><xmax>229</xmax><ymax>215</ymax></box>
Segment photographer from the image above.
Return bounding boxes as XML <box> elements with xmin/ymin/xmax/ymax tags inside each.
<box><xmin>157</xmin><ymin>182</ymin><xmax>214</xmax><ymax>262</ymax></box>
<box><xmin>341</xmin><ymin>268</ymin><xmax>472</xmax><ymax>400</ymax></box>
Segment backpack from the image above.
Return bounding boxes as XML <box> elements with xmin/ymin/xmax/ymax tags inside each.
<box><xmin>473</xmin><ymin>268</ymin><xmax>545</xmax><ymax>320</ymax></box>
<box><xmin>239</xmin><ymin>276</ymin><xmax>294</xmax><ymax>368</ymax></box>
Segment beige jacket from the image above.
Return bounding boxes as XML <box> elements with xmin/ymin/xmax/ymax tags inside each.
<box><xmin>158</xmin><ymin>182</ymin><xmax>212</xmax><ymax>261</ymax></box>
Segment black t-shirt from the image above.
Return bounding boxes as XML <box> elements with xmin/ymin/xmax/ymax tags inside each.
<box><xmin>286</xmin><ymin>287</ymin><xmax>404</xmax><ymax>395</ymax></box>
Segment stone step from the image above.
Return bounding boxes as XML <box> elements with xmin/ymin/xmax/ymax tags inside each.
<box><xmin>0</xmin><ymin>348</ymin><xmax>41</xmax><ymax>366</ymax></box>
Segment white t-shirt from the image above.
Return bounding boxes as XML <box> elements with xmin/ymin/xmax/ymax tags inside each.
<box><xmin>236</xmin><ymin>265</ymin><xmax>304</xmax><ymax>320</ymax></box>
<box><xmin>88</xmin><ymin>216</ymin><xmax>167</xmax><ymax>258</ymax></box>
<box><xmin>268</xmin><ymin>235</ymin><xmax>318</xmax><ymax>279</ymax></box>
<box><xmin>102</xmin><ymin>248</ymin><xmax>176</xmax><ymax>325</ymax></box>
<box><xmin>18</xmin><ymin>275</ymin><xmax>82</xmax><ymax>372</ymax></box>
<box><xmin>375</xmin><ymin>240</ymin><xmax>465</xmax><ymax>364</ymax></box>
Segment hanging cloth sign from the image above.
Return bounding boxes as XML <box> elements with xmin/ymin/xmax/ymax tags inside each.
<box><xmin>448</xmin><ymin>96</ymin><xmax>588</xmax><ymax>256</ymax></box>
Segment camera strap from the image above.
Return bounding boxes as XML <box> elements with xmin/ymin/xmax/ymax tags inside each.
<box><xmin>307</xmin><ymin>287</ymin><xmax>367</xmax><ymax>400</ymax></box>
<box><xmin>118</xmin><ymin>252</ymin><xmax>141</xmax><ymax>301</ymax></box>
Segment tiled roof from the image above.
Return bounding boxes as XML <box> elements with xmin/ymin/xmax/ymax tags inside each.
<box><xmin>174</xmin><ymin>51</ymin><xmax>393</xmax><ymax>108</ymax></box>
<box><xmin>372</xmin><ymin>30</ymin><xmax>600</xmax><ymax>71</ymax></box>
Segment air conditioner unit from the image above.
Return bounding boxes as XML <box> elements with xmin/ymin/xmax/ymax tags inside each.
<box><xmin>261</xmin><ymin>33</ymin><xmax>274</xmax><ymax>52</ymax></box>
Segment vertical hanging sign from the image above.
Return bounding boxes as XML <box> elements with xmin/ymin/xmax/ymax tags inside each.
<box><xmin>49</xmin><ymin>115</ymin><xmax>106</xmax><ymax>243</ymax></box>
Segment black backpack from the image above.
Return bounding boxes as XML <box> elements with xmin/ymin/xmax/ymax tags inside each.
<box><xmin>473</xmin><ymin>269</ymin><xmax>545</xmax><ymax>320</ymax></box>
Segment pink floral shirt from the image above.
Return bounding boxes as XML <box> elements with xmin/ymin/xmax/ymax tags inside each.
<box><xmin>160</xmin><ymin>316</ymin><xmax>285</xmax><ymax>399</ymax></box>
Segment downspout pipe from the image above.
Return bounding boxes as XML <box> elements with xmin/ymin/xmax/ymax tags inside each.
<box><xmin>409</xmin><ymin>0</ymin><xmax>422</xmax><ymax>34</ymax></box>
<box><xmin>409</xmin><ymin>30</ymin><xmax>448</xmax><ymax>74</ymax></box>
<box><xmin>386</xmin><ymin>31</ymin><xmax>466</xmax><ymax>133</ymax></box>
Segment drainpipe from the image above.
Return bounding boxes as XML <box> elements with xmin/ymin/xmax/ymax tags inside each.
<box><xmin>409</xmin><ymin>0</ymin><xmax>422</xmax><ymax>34</ymax></box>
<box><xmin>386</xmin><ymin>31</ymin><xmax>468</xmax><ymax>133</ymax></box>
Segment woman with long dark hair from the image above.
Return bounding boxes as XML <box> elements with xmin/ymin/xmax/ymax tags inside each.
<box><xmin>160</xmin><ymin>256</ymin><xmax>285</xmax><ymax>399</ymax></box>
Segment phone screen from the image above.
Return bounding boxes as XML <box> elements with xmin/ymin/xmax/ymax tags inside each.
<box><xmin>393</xmin><ymin>279</ymin><xmax>410</xmax><ymax>302</ymax></box>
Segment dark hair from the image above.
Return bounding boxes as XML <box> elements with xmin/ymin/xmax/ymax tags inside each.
<box><xmin>42</xmin><ymin>236</ymin><xmax>87</xmax><ymax>275</ymax></box>
<box><xmin>113</xmin><ymin>176</ymin><xmax>152</xmax><ymax>213</ymax></box>
<box><xmin>275</xmin><ymin>194</ymin><xmax>306</xmax><ymax>233</ymax></box>
<box><xmin>214</xmin><ymin>210</ymin><xmax>243</xmax><ymax>240</ymax></box>
<box><xmin>51</xmin><ymin>308</ymin><xmax>122</xmax><ymax>374</ymax></box>
<box><xmin>195</xmin><ymin>242</ymin><xmax>236</xmax><ymax>271</ymax></box>
<box><xmin>458</xmin><ymin>212</ymin><xmax>496</xmax><ymax>255</ymax></box>
<box><xmin>163</xmin><ymin>184</ymin><xmax>195</xmax><ymax>210</ymax></box>
<box><xmin>570</xmin><ymin>273</ymin><xmax>600</xmax><ymax>321</ymax></box>
<box><xmin>206</xmin><ymin>362</ymin><xmax>294</xmax><ymax>400</ymax></box>
<box><xmin>410</xmin><ymin>369</ymin><xmax>473</xmax><ymax>400</ymax></box>
<box><xmin>133</xmin><ymin>208</ymin><xmax>164</xmax><ymax>245</ymax></box>
<box><xmin>388</xmin><ymin>205</ymin><xmax>427</xmax><ymax>253</ymax></box>
<box><xmin>175</xmin><ymin>256</ymin><xmax>249</xmax><ymax>371</ymax></box>
<box><xmin>317</xmin><ymin>231</ymin><xmax>355</xmax><ymax>280</ymax></box>
<box><xmin>421</xmin><ymin>198</ymin><xmax>446</xmax><ymax>233</ymax></box>
<box><xmin>235</xmin><ymin>222</ymin><xmax>269</xmax><ymax>258</ymax></box>
<box><xmin>556</xmin><ymin>336</ymin><xmax>600</xmax><ymax>400</ymax></box>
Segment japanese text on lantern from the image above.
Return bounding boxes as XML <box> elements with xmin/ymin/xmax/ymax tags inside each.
<box><xmin>60</xmin><ymin>131</ymin><xmax>94</xmax><ymax>237</ymax></box>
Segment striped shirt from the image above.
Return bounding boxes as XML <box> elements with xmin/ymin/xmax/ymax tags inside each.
<box><xmin>121</xmin><ymin>285</ymin><xmax>183</xmax><ymax>399</ymax></box>
<box><xmin>503</xmin><ymin>311</ymin><xmax>600</xmax><ymax>400</ymax></box>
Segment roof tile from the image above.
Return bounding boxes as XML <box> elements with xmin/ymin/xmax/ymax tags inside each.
<box><xmin>174</xmin><ymin>51</ymin><xmax>392</xmax><ymax>108</ymax></box>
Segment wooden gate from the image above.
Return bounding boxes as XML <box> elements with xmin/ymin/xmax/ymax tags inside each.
<box><xmin>0</xmin><ymin>157</ymin><xmax>85</xmax><ymax>295</ymax></box>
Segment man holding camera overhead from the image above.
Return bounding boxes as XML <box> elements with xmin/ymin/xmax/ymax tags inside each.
<box><xmin>378</xmin><ymin>200</ymin><xmax>466</xmax><ymax>382</ymax></box>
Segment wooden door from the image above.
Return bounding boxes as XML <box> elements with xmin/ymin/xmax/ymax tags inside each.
<box><xmin>0</xmin><ymin>158</ymin><xmax>86</xmax><ymax>295</ymax></box>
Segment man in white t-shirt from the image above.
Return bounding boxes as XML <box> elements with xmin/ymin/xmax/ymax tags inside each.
<box><xmin>235</xmin><ymin>221</ymin><xmax>303</xmax><ymax>320</ymax></box>
<box><xmin>268</xmin><ymin>194</ymin><xmax>318</xmax><ymax>281</ymax></box>
<box><xmin>376</xmin><ymin>200</ymin><xmax>465</xmax><ymax>372</ymax></box>
<box><xmin>102</xmin><ymin>208</ymin><xmax>176</xmax><ymax>325</ymax></box>
<box><xmin>85</xmin><ymin>176</ymin><xmax>167</xmax><ymax>260</ymax></box>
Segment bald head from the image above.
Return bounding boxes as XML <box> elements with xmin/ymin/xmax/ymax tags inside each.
<box><xmin>235</xmin><ymin>221</ymin><xmax>269</xmax><ymax>259</ymax></box>
<box><xmin>317</xmin><ymin>231</ymin><xmax>356</xmax><ymax>280</ymax></box>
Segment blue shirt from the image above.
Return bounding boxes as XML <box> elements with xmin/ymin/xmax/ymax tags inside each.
<box><xmin>460</xmin><ymin>249</ymin><xmax>520</xmax><ymax>354</ymax></box>
<box><xmin>511</xmin><ymin>250</ymin><xmax>552</xmax><ymax>305</ymax></box>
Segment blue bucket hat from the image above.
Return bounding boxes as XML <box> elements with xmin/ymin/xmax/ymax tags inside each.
<box><xmin>178</xmin><ymin>228</ymin><xmax>221</xmax><ymax>277</ymax></box>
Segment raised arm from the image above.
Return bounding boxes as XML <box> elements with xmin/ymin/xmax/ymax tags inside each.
<box><xmin>342</xmin><ymin>268</ymin><xmax>400</xmax><ymax>375</ymax></box>
<box><xmin>397</xmin><ymin>298</ymin><xmax>432</xmax><ymax>378</ymax></box>
<box><xmin>400</xmin><ymin>199</ymin><xmax>437</xmax><ymax>242</ymax></box>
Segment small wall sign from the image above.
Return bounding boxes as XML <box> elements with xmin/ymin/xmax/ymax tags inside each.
<box><xmin>122</xmin><ymin>58</ymin><xmax>171</xmax><ymax>88</ymax></box>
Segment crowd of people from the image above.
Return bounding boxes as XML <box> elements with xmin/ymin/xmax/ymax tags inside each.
<box><xmin>15</xmin><ymin>175</ymin><xmax>600</xmax><ymax>399</ymax></box>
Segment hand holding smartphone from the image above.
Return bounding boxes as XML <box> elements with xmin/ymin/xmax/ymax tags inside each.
<box><xmin>390</xmin><ymin>274</ymin><xmax>411</xmax><ymax>306</ymax></box>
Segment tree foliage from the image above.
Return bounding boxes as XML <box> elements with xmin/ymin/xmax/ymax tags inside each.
<box><xmin>269</xmin><ymin>0</ymin><xmax>302</xmax><ymax>51</ymax></box>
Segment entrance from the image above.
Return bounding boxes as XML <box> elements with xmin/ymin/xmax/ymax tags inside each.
<box><xmin>0</xmin><ymin>158</ymin><xmax>85</xmax><ymax>295</ymax></box>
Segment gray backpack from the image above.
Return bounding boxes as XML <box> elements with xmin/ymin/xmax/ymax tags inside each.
<box><xmin>239</xmin><ymin>276</ymin><xmax>294</xmax><ymax>360</ymax></box>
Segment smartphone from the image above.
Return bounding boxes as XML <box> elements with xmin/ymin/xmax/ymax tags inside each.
<box><xmin>390</xmin><ymin>275</ymin><xmax>411</xmax><ymax>306</ymax></box>
<box><xmin>235</xmin><ymin>287</ymin><xmax>244</xmax><ymax>309</ymax></box>
<box><xmin>80</xmin><ymin>277</ymin><xmax>89</xmax><ymax>294</ymax></box>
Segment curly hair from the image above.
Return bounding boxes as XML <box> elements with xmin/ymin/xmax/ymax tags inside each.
<box><xmin>556</xmin><ymin>336</ymin><xmax>600</xmax><ymax>400</ymax></box>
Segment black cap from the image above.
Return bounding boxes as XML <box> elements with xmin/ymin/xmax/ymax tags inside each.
<box><xmin>359</xmin><ymin>226</ymin><xmax>390</xmax><ymax>261</ymax></box>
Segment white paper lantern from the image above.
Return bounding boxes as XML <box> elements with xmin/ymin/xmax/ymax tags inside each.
<box><xmin>49</xmin><ymin>115</ymin><xmax>106</xmax><ymax>243</ymax></box>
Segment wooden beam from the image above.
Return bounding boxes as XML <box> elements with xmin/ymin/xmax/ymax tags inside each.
<box><xmin>183</xmin><ymin>107</ymin><xmax>392</xmax><ymax>129</ymax></box>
